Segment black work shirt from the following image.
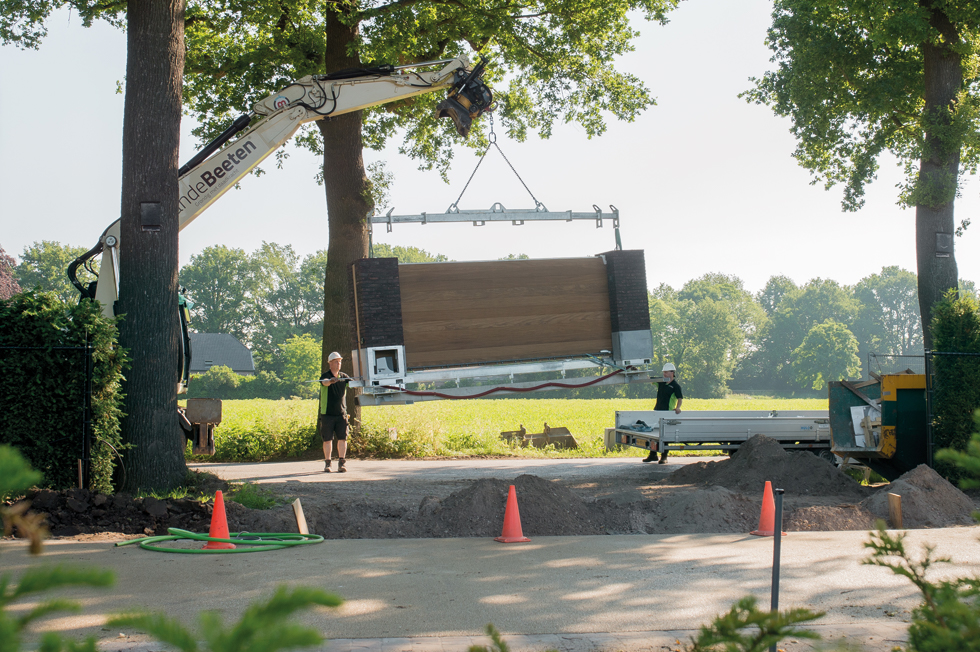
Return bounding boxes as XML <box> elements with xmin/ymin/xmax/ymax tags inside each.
<box><xmin>318</xmin><ymin>370</ymin><xmax>350</xmax><ymax>416</ymax></box>
<box><xmin>654</xmin><ymin>379</ymin><xmax>683</xmax><ymax>411</ymax></box>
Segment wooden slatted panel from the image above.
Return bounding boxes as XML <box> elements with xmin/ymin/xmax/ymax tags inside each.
<box><xmin>399</xmin><ymin>258</ymin><xmax>612</xmax><ymax>368</ymax></box>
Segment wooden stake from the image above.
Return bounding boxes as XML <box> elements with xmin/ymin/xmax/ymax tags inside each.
<box><xmin>887</xmin><ymin>493</ymin><xmax>902</xmax><ymax>529</ymax></box>
<box><xmin>292</xmin><ymin>498</ymin><xmax>309</xmax><ymax>535</ymax></box>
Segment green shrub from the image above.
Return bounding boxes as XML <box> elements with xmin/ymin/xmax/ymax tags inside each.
<box><xmin>683</xmin><ymin>596</ymin><xmax>823</xmax><ymax>651</ymax></box>
<box><xmin>0</xmin><ymin>291</ymin><xmax>127</xmax><ymax>492</ymax></box>
<box><xmin>864</xmin><ymin>524</ymin><xmax>980</xmax><ymax>651</ymax></box>
<box><xmin>930</xmin><ymin>290</ymin><xmax>980</xmax><ymax>482</ymax></box>
<box><xmin>186</xmin><ymin>399</ymin><xmax>318</xmax><ymax>462</ymax></box>
<box><xmin>108</xmin><ymin>586</ymin><xmax>342</xmax><ymax>652</ymax></box>
<box><xmin>1</xmin><ymin>445</ymin><xmax>116</xmax><ymax>652</ymax></box>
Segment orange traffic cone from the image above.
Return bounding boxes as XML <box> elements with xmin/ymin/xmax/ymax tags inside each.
<box><xmin>750</xmin><ymin>481</ymin><xmax>786</xmax><ymax>537</ymax></box>
<box><xmin>203</xmin><ymin>490</ymin><xmax>236</xmax><ymax>549</ymax></box>
<box><xmin>494</xmin><ymin>485</ymin><xmax>531</xmax><ymax>543</ymax></box>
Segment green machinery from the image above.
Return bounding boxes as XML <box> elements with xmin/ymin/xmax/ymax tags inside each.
<box><xmin>828</xmin><ymin>374</ymin><xmax>929</xmax><ymax>481</ymax></box>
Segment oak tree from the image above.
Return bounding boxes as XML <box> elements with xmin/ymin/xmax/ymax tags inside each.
<box><xmin>14</xmin><ymin>241</ymin><xmax>97</xmax><ymax>304</ymax></box>
<box><xmin>792</xmin><ymin>319</ymin><xmax>861</xmax><ymax>390</ymax></box>
<box><xmin>744</xmin><ymin>0</ymin><xmax>980</xmax><ymax>348</ymax></box>
<box><xmin>179</xmin><ymin>244</ymin><xmax>260</xmax><ymax>343</ymax></box>
<box><xmin>2</xmin><ymin>0</ymin><xmax>189</xmax><ymax>491</ymax></box>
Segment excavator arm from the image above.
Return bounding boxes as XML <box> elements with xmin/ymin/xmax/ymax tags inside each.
<box><xmin>71</xmin><ymin>56</ymin><xmax>490</xmax><ymax>310</ymax></box>
<box><xmin>68</xmin><ymin>56</ymin><xmax>492</xmax><ymax>394</ymax></box>
<box><xmin>178</xmin><ymin>57</ymin><xmax>491</xmax><ymax>230</ymax></box>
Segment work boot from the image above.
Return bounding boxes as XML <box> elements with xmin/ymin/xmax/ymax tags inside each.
<box><xmin>658</xmin><ymin>456</ymin><xmax>668</xmax><ymax>465</ymax></box>
<box><xmin>324</xmin><ymin>459</ymin><xmax>331</xmax><ymax>473</ymax></box>
<box><xmin>642</xmin><ymin>451</ymin><xmax>657</xmax><ymax>463</ymax></box>
<box><xmin>337</xmin><ymin>458</ymin><xmax>347</xmax><ymax>473</ymax></box>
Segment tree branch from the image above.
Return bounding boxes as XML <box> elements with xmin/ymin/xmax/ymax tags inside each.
<box><xmin>362</xmin><ymin>0</ymin><xmax>466</xmax><ymax>20</ymax></box>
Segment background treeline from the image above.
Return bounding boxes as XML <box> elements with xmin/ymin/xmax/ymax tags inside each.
<box><xmin>7</xmin><ymin>240</ymin><xmax>973</xmax><ymax>399</ymax></box>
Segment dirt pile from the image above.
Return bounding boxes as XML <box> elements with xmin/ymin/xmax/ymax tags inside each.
<box><xmin>784</xmin><ymin>504</ymin><xmax>876</xmax><ymax>531</ymax></box>
<box><xmin>414</xmin><ymin>474</ymin><xmax>630</xmax><ymax>537</ymax></box>
<box><xmin>19</xmin><ymin>488</ymin><xmax>228</xmax><ymax>537</ymax></box>
<box><xmin>666</xmin><ymin>434</ymin><xmax>868</xmax><ymax>499</ymax></box>
<box><xmin>636</xmin><ymin>485</ymin><xmax>759</xmax><ymax>534</ymax></box>
<box><xmin>274</xmin><ymin>475</ymin><xmax>633</xmax><ymax>540</ymax></box>
<box><xmin>861</xmin><ymin>464</ymin><xmax>977</xmax><ymax>528</ymax></box>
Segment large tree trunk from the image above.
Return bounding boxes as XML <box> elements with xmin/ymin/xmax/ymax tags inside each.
<box><xmin>916</xmin><ymin>5</ymin><xmax>962</xmax><ymax>350</ymax></box>
<box><xmin>319</xmin><ymin>8</ymin><xmax>371</xmax><ymax>432</ymax></box>
<box><xmin>117</xmin><ymin>0</ymin><xmax>187</xmax><ymax>492</ymax></box>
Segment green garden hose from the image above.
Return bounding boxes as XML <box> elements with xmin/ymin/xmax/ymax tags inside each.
<box><xmin>115</xmin><ymin>528</ymin><xmax>324</xmax><ymax>553</ymax></box>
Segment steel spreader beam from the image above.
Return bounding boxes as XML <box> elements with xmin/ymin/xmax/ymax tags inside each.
<box><xmin>370</xmin><ymin>204</ymin><xmax>619</xmax><ymax>231</ymax></box>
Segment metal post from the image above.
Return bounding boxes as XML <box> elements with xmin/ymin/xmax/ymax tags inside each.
<box><xmin>769</xmin><ymin>488</ymin><xmax>785</xmax><ymax>652</ymax></box>
<box><xmin>924</xmin><ymin>350</ymin><xmax>934</xmax><ymax>468</ymax></box>
<box><xmin>82</xmin><ymin>333</ymin><xmax>94</xmax><ymax>489</ymax></box>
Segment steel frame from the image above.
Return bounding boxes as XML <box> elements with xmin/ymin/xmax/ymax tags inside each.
<box><xmin>368</xmin><ymin>204</ymin><xmax>619</xmax><ymax>231</ymax></box>
<box><xmin>357</xmin><ymin>365</ymin><xmax>657</xmax><ymax>405</ymax></box>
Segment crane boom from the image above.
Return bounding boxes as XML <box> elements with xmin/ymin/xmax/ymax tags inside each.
<box><xmin>67</xmin><ymin>56</ymin><xmax>492</xmax><ymax>394</ymax></box>
<box><xmin>178</xmin><ymin>57</ymin><xmax>487</xmax><ymax>230</ymax></box>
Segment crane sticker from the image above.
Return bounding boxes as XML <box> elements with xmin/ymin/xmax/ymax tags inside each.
<box><xmin>273</xmin><ymin>95</ymin><xmax>289</xmax><ymax>110</ymax></box>
<box><xmin>178</xmin><ymin>140</ymin><xmax>259</xmax><ymax>215</ymax></box>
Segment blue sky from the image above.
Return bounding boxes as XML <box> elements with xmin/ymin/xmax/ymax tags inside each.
<box><xmin>2</xmin><ymin>0</ymin><xmax>978</xmax><ymax>294</ymax></box>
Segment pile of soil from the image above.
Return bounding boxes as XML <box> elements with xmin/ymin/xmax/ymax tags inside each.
<box><xmin>861</xmin><ymin>464</ymin><xmax>977</xmax><ymax>528</ymax></box>
<box><xmin>667</xmin><ymin>434</ymin><xmax>867</xmax><ymax>499</ymax></box>
<box><xmin>21</xmin><ymin>488</ymin><xmax>224</xmax><ymax>537</ymax></box>
<box><xmin>7</xmin><ymin>435</ymin><xmax>978</xmax><ymax>540</ymax></box>
<box><xmin>415</xmin><ymin>475</ymin><xmax>629</xmax><ymax>537</ymax></box>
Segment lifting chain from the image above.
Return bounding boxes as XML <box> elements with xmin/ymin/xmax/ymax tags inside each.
<box><xmin>447</xmin><ymin>113</ymin><xmax>547</xmax><ymax>213</ymax></box>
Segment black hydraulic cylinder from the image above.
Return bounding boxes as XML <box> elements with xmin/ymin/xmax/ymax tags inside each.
<box><xmin>178</xmin><ymin>114</ymin><xmax>252</xmax><ymax>177</ymax></box>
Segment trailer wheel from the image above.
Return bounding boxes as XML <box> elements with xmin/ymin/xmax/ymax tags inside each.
<box><xmin>815</xmin><ymin>449</ymin><xmax>837</xmax><ymax>464</ymax></box>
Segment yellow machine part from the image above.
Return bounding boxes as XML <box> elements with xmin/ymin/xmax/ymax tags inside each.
<box><xmin>879</xmin><ymin>426</ymin><xmax>897</xmax><ymax>458</ymax></box>
<box><xmin>880</xmin><ymin>374</ymin><xmax>925</xmax><ymax>400</ymax></box>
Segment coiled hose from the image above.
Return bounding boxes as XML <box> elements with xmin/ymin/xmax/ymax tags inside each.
<box><xmin>115</xmin><ymin>528</ymin><xmax>324</xmax><ymax>553</ymax></box>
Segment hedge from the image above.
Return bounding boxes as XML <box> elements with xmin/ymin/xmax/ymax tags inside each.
<box><xmin>0</xmin><ymin>291</ymin><xmax>127</xmax><ymax>492</ymax></box>
<box><xmin>930</xmin><ymin>289</ymin><xmax>980</xmax><ymax>483</ymax></box>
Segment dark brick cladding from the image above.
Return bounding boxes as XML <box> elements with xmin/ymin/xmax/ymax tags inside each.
<box><xmin>599</xmin><ymin>250</ymin><xmax>650</xmax><ymax>333</ymax></box>
<box><xmin>351</xmin><ymin>258</ymin><xmax>404</xmax><ymax>348</ymax></box>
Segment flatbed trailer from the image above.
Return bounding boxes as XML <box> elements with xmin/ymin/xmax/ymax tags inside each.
<box><xmin>614</xmin><ymin>410</ymin><xmax>834</xmax><ymax>460</ymax></box>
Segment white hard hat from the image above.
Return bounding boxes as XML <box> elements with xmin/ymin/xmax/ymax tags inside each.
<box><xmin>662</xmin><ymin>362</ymin><xmax>676</xmax><ymax>373</ymax></box>
<box><xmin>327</xmin><ymin>351</ymin><xmax>343</xmax><ymax>362</ymax></box>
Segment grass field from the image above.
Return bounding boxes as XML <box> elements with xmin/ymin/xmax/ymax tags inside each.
<box><xmin>190</xmin><ymin>396</ymin><xmax>829</xmax><ymax>462</ymax></box>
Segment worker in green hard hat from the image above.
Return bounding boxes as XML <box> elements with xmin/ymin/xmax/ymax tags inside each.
<box><xmin>643</xmin><ymin>362</ymin><xmax>683</xmax><ymax>465</ymax></box>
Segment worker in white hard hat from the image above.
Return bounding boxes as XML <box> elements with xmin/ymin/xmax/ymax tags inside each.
<box><xmin>318</xmin><ymin>351</ymin><xmax>351</xmax><ymax>473</ymax></box>
<box><xmin>643</xmin><ymin>362</ymin><xmax>683</xmax><ymax>464</ymax></box>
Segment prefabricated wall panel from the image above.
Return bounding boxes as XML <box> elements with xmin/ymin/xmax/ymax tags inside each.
<box><xmin>351</xmin><ymin>258</ymin><xmax>403</xmax><ymax>348</ymax></box>
<box><xmin>398</xmin><ymin>258</ymin><xmax>613</xmax><ymax>368</ymax></box>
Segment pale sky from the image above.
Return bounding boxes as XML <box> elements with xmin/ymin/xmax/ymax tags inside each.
<box><xmin>2</xmin><ymin>0</ymin><xmax>978</xmax><ymax>294</ymax></box>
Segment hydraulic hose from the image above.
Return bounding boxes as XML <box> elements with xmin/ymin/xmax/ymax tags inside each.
<box><xmin>115</xmin><ymin>528</ymin><xmax>324</xmax><ymax>554</ymax></box>
<box><xmin>381</xmin><ymin>369</ymin><xmax>623</xmax><ymax>400</ymax></box>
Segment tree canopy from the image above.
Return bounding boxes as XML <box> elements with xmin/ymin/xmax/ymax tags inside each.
<box><xmin>14</xmin><ymin>241</ymin><xmax>97</xmax><ymax>304</ymax></box>
<box><xmin>744</xmin><ymin>0</ymin><xmax>980</xmax><ymax>346</ymax></box>
<box><xmin>181</xmin><ymin>0</ymin><xmax>679</xmax><ymax>165</ymax></box>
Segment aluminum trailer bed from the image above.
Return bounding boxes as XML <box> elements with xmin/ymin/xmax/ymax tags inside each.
<box><xmin>614</xmin><ymin>410</ymin><xmax>833</xmax><ymax>459</ymax></box>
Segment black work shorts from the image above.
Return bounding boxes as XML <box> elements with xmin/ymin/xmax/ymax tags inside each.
<box><xmin>319</xmin><ymin>414</ymin><xmax>349</xmax><ymax>441</ymax></box>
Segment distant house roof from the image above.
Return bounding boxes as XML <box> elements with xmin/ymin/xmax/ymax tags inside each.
<box><xmin>189</xmin><ymin>333</ymin><xmax>255</xmax><ymax>375</ymax></box>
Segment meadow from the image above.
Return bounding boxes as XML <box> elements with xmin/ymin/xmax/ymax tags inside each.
<box><xmin>186</xmin><ymin>396</ymin><xmax>829</xmax><ymax>462</ymax></box>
